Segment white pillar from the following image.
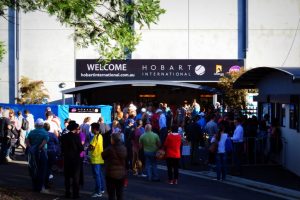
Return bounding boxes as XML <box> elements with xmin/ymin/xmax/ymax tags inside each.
<box><xmin>213</xmin><ymin>94</ymin><xmax>218</xmax><ymax>106</ymax></box>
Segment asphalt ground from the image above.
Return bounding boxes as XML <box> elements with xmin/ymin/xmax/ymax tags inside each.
<box><xmin>0</xmin><ymin>152</ymin><xmax>288</xmax><ymax>200</ymax></box>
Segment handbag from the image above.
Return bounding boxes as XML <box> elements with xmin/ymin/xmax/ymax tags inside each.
<box><xmin>208</xmin><ymin>142</ymin><xmax>218</xmax><ymax>153</ymax></box>
<box><xmin>135</xmin><ymin>159</ymin><xmax>143</xmax><ymax>169</ymax></box>
<box><xmin>156</xmin><ymin>149</ymin><xmax>166</xmax><ymax>160</ymax></box>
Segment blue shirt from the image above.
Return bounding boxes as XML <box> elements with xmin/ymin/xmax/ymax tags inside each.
<box><xmin>47</xmin><ymin>131</ymin><xmax>59</xmax><ymax>152</ymax></box>
<box><xmin>197</xmin><ymin>117</ymin><xmax>206</xmax><ymax>129</ymax></box>
<box><xmin>232</xmin><ymin>124</ymin><xmax>244</xmax><ymax>142</ymax></box>
<box><xmin>159</xmin><ymin>113</ymin><xmax>167</xmax><ymax>129</ymax></box>
<box><xmin>27</xmin><ymin>128</ymin><xmax>49</xmax><ymax>149</ymax></box>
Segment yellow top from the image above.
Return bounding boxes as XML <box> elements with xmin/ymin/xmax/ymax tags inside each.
<box><xmin>89</xmin><ymin>134</ymin><xmax>104</xmax><ymax>164</ymax></box>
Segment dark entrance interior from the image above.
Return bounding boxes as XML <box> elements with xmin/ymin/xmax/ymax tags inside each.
<box><xmin>75</xmin><ymin>84</ymin><xmax>216</xmax><ymax>106</ymax></box>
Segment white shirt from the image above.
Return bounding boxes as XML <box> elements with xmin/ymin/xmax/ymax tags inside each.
<box><xmin>211</xmin><ymin>133</ymin><xmax>228</xmax><ymax>153</ymax></box>
<box><xmin>45</xmin><ymin>119</ymin><xmax>59</xmax><ymax>134</ymax></box>
<box><xmin>232</xmin><ymin>124</ymin><xmax>244</xmax><ymax>142</ymax></box>
<box><xmin>25</xmin><ymin>114</ymin><xmax>35</xmax><ymax>131</ymax></box>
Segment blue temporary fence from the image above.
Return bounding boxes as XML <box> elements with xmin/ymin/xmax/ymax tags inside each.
<box><xmin>0</xmin><ymin>103</ymin><xmax>112</xmax><ymax>129</ymax></box>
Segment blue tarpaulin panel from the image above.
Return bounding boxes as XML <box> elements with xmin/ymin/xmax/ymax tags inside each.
<box><xmin>0</xmin><ymin>104</ymin><xmax>112</xmax><ymax>129</ymax></box>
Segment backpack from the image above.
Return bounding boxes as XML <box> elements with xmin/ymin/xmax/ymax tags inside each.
<box><xmin>21</xmin><ymin>118</ymin><xmax>29</xmax><ymax>131</ymax></box>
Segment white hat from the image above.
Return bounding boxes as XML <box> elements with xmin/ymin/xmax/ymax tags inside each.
<box><xmin>156</xmin><ymin>109</ymin><xmax>163</xmax><ymax>113</ymax></box>
<box><xmin>141</xmin><ymin>108</ymin><xmax>146</xmax><ymax>113</ymax></box>
<box><xmin>35</xmin><ymin>118</ymin><xmax>44</xmax><ymax>126</ymax></box>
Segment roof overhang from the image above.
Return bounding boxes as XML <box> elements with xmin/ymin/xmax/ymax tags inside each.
<box><xmin>62</xmin><ymin>81</ymin><xmax>220</xmax><ymax>94</ymax></box>
<box><xmin>233</xmin><ymin>67</ymin><xmax>300</xmax><ymax>89</ymax></box>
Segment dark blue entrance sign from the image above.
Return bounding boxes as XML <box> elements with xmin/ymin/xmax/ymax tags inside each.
<box><xmin>76</xmin><ymin>59</ymin><xmax>244</xmax><ymax>82</ymax></box>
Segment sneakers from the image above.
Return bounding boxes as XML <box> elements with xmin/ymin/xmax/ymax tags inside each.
<box><xmin>168</xmin><ymin>179</ymin><xmax>178</xmax><ymax>185</ymax></box>
<box><xmin>101</xmin><ymin>190</ymin><xmax>105</xmax><ymax>194</ymax></box>
<box><xmin>91</xmin><ymin>193</ymin><xmax>102</xmax><ymax>198</ymax></box>
<box><xmin>133</xmin><ymin>172</ymin><xmax>138</xmax><ymax>176</ymax></box>
<box><xmin>5</xmin><ymin>156</ymin><xmax>12</xmax><ymax>162</ymax></box>
<box><xmin>138</xmin><ymin>173</ymin><xmax>147</xmax><ymax>178</ymax></box>
<box><xmin>40</xmin><ymin>188</ymin><xmax>50</xmax><ymax>194</ymax></box>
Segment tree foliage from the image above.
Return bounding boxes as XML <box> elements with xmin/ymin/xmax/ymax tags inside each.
<box><xmin>218</xmin><ymin>70</ymin><xmax>247</xmax><ymax>112</ymax></box>
<box><xmin>0</xmin><ymin>0</ymin><xmax>165</xmax><ymax>60</ymax></box>
<box><xmin>16</xmin><ymin>76</ymin><xmax>50</xmax><ymax>104</ymax></box>
<box><xmin>0</xmin><ymin>41</ymin><xmax>6</xmax><ymax>62</ymax></box>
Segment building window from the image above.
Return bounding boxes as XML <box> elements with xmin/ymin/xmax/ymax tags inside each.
<box><xmin>289</xmin><ymin>104</ymin><xmax>299</xmax><ymax>130</ymax></box>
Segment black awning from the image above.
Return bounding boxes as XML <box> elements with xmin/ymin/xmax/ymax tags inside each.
<box><xmin>233</xmin><ymin>67</ymin><xmax>300</xmax><ymax>89</ymax></box>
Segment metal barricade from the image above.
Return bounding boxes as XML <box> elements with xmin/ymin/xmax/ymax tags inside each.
<box><xmin>242</xmin><ymin>135</ymin><xmax>286</xmax><ymax>166</ymax></box>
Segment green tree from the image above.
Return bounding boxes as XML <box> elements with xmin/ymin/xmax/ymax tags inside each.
<box><xmin>0</xmin><ymin>41</ymin><xmax>6</xmax><ymax>62</ymax></box>
<box><xmin>0</xmin><ymin>0</ymin><xmax>165</xmax><ymax>60</ymax></box>
<box><xmin>218</xmin><ymin>70</ymin><xmax>247</xmax><ymax>112</ymax></box>
<box><xmin>16</xmin><ymin>76</ymin><xmax>50</xmax><ymax>104</ymax></box>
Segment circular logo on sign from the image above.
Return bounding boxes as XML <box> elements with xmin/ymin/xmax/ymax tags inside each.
<box><xmin>229</xmin><ymin>65</ymin><xmax>241</xmax><ymax>72</ymax></box>
<box><xmin>195</xmin><ymin>65</ymin><xmax>206</xmax><ymax>76</ymax></box>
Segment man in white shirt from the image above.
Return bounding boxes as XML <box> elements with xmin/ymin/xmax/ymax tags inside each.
<box><xmin>232</xmin><ymin>117</ymin><xmax>244</xmax><ymax>175</ymax></box>
<box><xmin>45</xmin><ymin>111</ymin><xmax>59</xmax><ymax>137</ymax></box>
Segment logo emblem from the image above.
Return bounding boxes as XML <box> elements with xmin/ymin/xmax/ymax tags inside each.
<box><xmin>229</xmin><ymin>65</ymin><xmax>241</xmax><ymax>72</ymax></box>
<box><xmin>195</xmin><ymin>65</ymin><xmax>205</xmax><ymax>76</ymax></box>
<box><xmin>216</xmin><ymin>65</ymin><xmax>222</xmax><ymax>73</ymax></box>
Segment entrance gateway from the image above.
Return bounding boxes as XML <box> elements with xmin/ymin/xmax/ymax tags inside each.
<box><xmin>62</xmin><ymin>59</ymin><xmax>244</xmax><ymax>105</ymax></box>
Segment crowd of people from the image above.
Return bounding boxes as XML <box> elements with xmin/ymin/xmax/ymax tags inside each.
<box><xmin>0</xmin><ymin>101</ymin><xmax>283</xmax><ymax>199</ymax></box>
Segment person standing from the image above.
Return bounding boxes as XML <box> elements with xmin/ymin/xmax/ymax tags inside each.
<box><xmin>24</xmin><ymin>110</ymin><xmax>35</xmax><ymax>137</ymax></box>
<box><xmin>124</xmin><ymin>118</ymin><xmax>135</xmax><ymax>173</ymax></box>
<box><xmin>164</xmin><ymin>127</ymin><xmax>182</xmax><ymax>184</ymax></box>
<box><xmin>26</xmin><ymin>118</ymin><xmax>49</xmax><ymax>192</ymax></box>
<box><xmin>102</xmin><ymin>133</ymin><xmax>127</xmax><ymax>200</ymax></box>
<box><xmin>189</xmin><ymin>116</ymin><xmax>203</xmax><ymax>165</ymax></box>
<box><xmin>157</xmin><ymin>109</ymin><xmax>167</xmax><ymax>145</ymax></box>
<box><xmin>211</xmin><ymin>123</ymin><xmax>228</xmax><ymax>181</ymax></box>
<box><xmin>0</xmin><ymin>109</ymin><xmax>13</xmax><ymax>164</ymax></box>
<box><xmin>205</xmin><ymin>114</ymin><xmax>219</xmax><ymax>166</ymax></box>
<box><xmin>8</xmin><ymin>109</ymin><xmax>20</xmax><ymax>160</ymax></box>
<box><xmin>16</xmin><ymin>111</ymin><xmax>27</xmax><ymax>154</ymax></box>
<box><xmin>80</xmin><ymin>117</ymin><xmax>92</xmax><ymax>147</ymax></box>
<box><xmin>44</xmin><ymin>122</ymin><xmax>59</xmax><ymax>188</ymax></box>
<box><xmin>132</xmin><ymin>119</ymin><xmax>145</xmax><ymax>176</ymax></box>
<box><xmin>231</xmin><ymin>117</ymin><xmax>244</xmax><ymax>175</ymax></box>
<box><xmin>89</xmin><ymin>122</ymin><xmax>105</xmax><ymax>198</ymax></box>
<box><xmin>205</xmin><ymin>114</ymin><xmax>218</xmax><ymax>142</ymax></box>
<box><xmin>60</xmin><ymin>121</ymin><xmax>83</xmax><ymax>199</ymax></box>
<box><xmin>45</xmin><ymin>111</ymin><xmax>59</xmax><ymax>138</ymax></box>
<box><xmin>139</xmin><ymin>124</ymin><xmax>161</xmax><ymax>181</ymax></box>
